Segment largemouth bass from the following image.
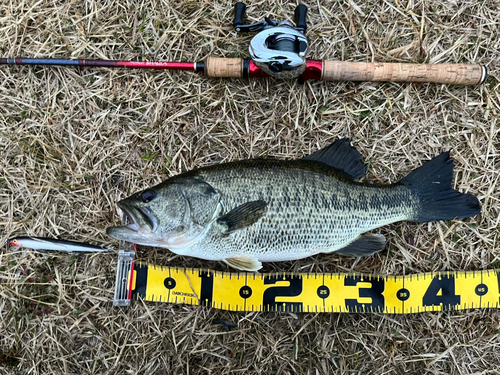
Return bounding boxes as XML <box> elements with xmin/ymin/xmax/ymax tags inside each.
<box><xmin>107</xmin><ymin>139</ymin><xmax>480</xmax><ymax>271</ymax></box>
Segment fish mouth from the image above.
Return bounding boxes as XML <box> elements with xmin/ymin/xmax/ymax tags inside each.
<box><xmin>115</xmin><ymin>202</ymin><xmax>158</xmax><ymax>233</ymax></box>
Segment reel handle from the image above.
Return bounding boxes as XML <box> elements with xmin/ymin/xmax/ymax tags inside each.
<box><xmin>233</xmin><ymin>2</ymin><xmax>246</xmax><ymax>30</ymax></box>
<box><xmin>232</xmin><ymin>2</ymin><xmax>308</xmax><ymax>33</ymax></box>
<box><xmin>321</xmin><ymin>61</ymin><xmax>488</xmax><ymax>85</ymax></box>
<box><xmin>294</xmin><ymin>5</ymin><xmax>307</xmax><ymax>32</ymax></box>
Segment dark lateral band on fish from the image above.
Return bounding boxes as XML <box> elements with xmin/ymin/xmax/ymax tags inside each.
<box><xmin>8</xmin><ymin>237</ymin><xmax>113</xmax><ymax>253</ymax></box>
<box><xmin>106</xmin><ymin>138</ymin><xmax>481</xmax><ymax>271</ymax></box>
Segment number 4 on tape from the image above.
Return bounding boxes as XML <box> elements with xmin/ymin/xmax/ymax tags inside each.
<box><xmin>114</xmin><ymin>260</ymin><xmax>500</xmax><ymax>313</ymax></box>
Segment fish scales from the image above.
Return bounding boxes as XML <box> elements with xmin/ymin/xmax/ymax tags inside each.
<box><xmin>188</xmin><ymin>159</ymin><xmax>416</xmax><ymax>261</ymax></box>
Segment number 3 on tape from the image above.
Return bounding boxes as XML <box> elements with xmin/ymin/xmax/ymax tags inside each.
<box><xmin>117</xmin><ymin>263</ymin><xmax>500</xmax><ymax>313</ymax></box>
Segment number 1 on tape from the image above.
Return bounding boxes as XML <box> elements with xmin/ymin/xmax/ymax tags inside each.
<box><xmin>115</xmin><ymin>260</ymin><xmax>500</xmax><ymax>313</ymax></box>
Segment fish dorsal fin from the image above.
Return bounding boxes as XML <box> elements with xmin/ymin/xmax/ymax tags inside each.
<box><xmin>302</xmin><ymin>139</ymin><xmax>367</xmax><ymax>180</ymax></box>
<box><xmin>216</xmin><ymin>200</ymin><xmax>267</xmax><ymax>234</ymax></box>
<box><xmin>335</xmin><ymin>233</ymin><xmax>386</xmax><ymax>257</ymax></box>
<box><xmin>223</xmin><ymin>256</ymin><xmax>262</xmax><ymax>272</ymax></box>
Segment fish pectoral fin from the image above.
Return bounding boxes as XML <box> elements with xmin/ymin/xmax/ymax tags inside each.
<box><xmin>302</xmin><ymin>138</ymin><xmax>367</xmax><ymax>180</ymax></box>
<box><xmin>223</xmin><ymin>257</ymin><xmax>262</xmax><ymax>272</ymax></box>
<box><xmin>335</xmin><ymin>233</ymin><xmax>386</xmax><ymax>257</ymax></box>
<box><xmin>216</xmin><ymin>200</ymin><xmax>267</xmax><ymax>234</ymax></box>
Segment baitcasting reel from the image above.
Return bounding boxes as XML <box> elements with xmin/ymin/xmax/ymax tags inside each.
<box><xmin>233</xmin><ymin>2</ymin><xmax>309</xmax><ymax>79</ymax></box>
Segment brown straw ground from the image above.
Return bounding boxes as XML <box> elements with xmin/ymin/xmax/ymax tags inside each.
<box><xmin>0</xmin><ymin>0</ymin><xmax>499</xmax><ymax>374</ymax></box>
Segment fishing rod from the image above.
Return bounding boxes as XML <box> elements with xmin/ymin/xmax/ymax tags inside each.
<box><xmin>0</xmin><ymin>2</ymin><xmax>488</xmax><ymax>85</ymax></box>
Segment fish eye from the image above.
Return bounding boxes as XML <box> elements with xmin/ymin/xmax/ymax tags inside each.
<box><xmin>12</xmin><ymin>239</ymin><xmax>17</xmax><ymax>243</ymax></box>
<box><xmin>141</xmin><ymin>190</ymin><xmax>156</xmax><ymax>203</ymax></box>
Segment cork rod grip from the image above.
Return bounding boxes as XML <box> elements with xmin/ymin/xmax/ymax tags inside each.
<box><xmin>322</xmin><ymin>61</ymin><xmax>487</xmax><ymax>85</ymax></box>
<box><xmin>205</xmin><ymin>57</ymin><xmax>243</xmax><ymax>78</ymax></box>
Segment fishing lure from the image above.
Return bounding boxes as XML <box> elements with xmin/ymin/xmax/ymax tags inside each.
<box><xmin>8</xmin><ymin>237</ymin><xmax>112</xmax><ymax>254</ymax></box>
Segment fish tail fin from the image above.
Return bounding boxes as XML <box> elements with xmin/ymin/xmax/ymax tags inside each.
<box><xmin>400</xmin><ymin>151</ymin><xmax>481</xmax><ymax>223</ymax></box>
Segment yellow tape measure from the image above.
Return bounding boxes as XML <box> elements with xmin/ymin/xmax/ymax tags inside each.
<box><xmin>123</xmin><ymin>261</ymin><xmax>500</xmax><ymax>313</ymax></box>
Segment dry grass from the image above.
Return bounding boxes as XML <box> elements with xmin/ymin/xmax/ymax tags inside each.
<box><xmin>0</xmin><ymin>0</ymin><xmax>499</xmax><ymax>374</ymax></box>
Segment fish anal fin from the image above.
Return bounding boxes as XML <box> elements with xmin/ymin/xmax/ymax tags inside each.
<box><xmin>302</xmin><ymin>138</ymin><xmax>367</xmax><ymax>180</ymax></box>
<box><xmin>223</xmin><ymin>257</ymin><xmax>262</xmax><ymax>272</ymax></box>
<box><xmin>217</xmin><ymin>200</ymin><xmax>267</xmax><ymax>234</ymax></box>
<box><xmin>335</xmin><ymin>233</ymin><xmax>386</xmax><ymax>257</ymax></box>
